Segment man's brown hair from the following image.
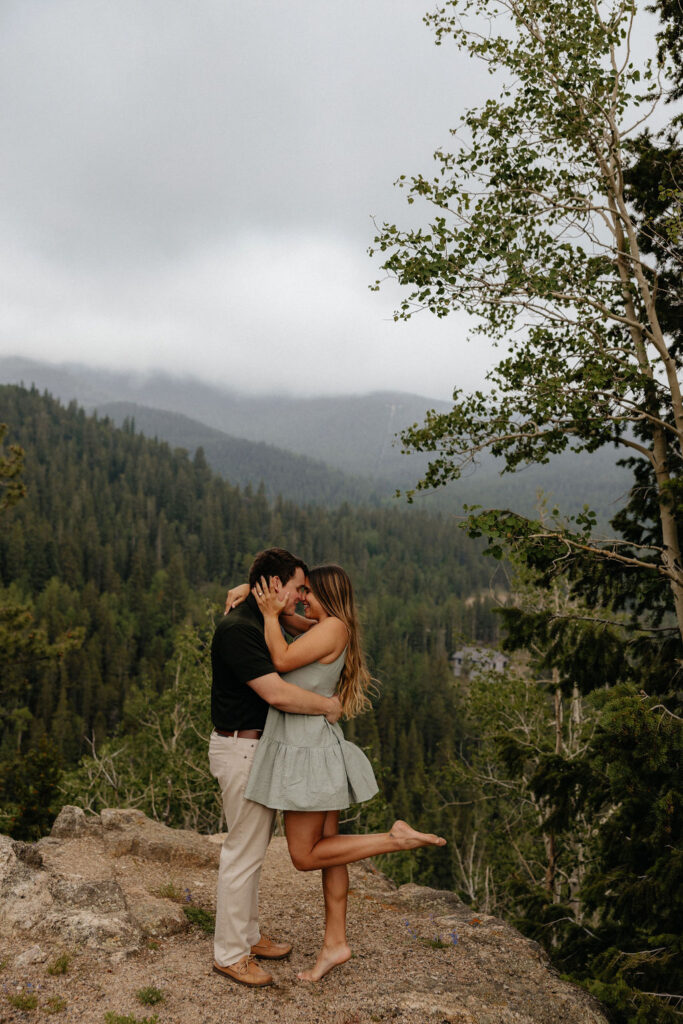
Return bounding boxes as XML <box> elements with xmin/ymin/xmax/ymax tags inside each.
<box><xmin>248</xmin><ymin>548</ymin><xmax>308</xmax><ymax>588</ymax></box>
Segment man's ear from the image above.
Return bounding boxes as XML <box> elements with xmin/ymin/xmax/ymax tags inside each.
<box><xmin>271</xmin><ymin>575</ymin><xmax>282</xmax><ymax>591</ymax></box>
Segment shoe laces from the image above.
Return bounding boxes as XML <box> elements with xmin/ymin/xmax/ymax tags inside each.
<box><xmin>236</xmin><ymin>954</ymin><xmax>256</xmax><ymax>975</ymax></box>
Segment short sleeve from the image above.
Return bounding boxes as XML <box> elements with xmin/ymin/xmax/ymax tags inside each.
<box><xmin>215</xmin><ymin>621</ymin><xmax>276</xmax><ymax>685</ymax></box>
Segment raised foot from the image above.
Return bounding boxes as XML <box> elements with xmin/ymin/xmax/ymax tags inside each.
<box><xmin>296</xmin><ymin>943</ymin><xmax>352</xmax><ymax>982</ymax></box>
<box><xmin>390</xmin><ymin>819</ymin><xmax>447</xmax><ymax>850</ymax></box>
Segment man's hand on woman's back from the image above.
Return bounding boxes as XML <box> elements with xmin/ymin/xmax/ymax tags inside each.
<box><xmin>325</xmin><ymin>695</ymin><xmax>343</xmax><ymax>724</ymax></box>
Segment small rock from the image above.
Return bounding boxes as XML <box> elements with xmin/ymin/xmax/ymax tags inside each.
<box><xmin>50</xmin><ymin>878</ymin><xmax>128</xmax><ymax>913</ymax></box>
<box><xmin>206</xmin><ymin>832</ymin><xmax>228</xmax><ymax>846</ymax></box>
<box><xmin>51</xmin><ymin>805</ymin><xmax>89</xmax><ymax>838</ymax></box>
<box><xmin>101</xmin><ymin>808</ymin><xmax>147</xmax><ymax>830</ymax></box>
<box><xmin>397</xmin><ymin>882</ymin><xmax>464</xmax><ymax>913</ymax></box>
<box><xmin>102</xmin><ymin>815</ymin><xmax>219</xmax><ymax>867</ymax></box>
<box><xmin>10</xmin><ymin>841</ymin><xmax>44</xmax><ymax>869</ymax></box>
<box><xmin>125</xmin><ymin>889</ymin><xmax>189</xmax><ymax>937</ymax></box>
<box><xmin>15</xmin><ymin>944</ymin><xmax>47</xmax><ymax>966</ymax></box>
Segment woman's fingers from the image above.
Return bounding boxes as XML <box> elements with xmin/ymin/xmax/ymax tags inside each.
<box><xmin>252</xmin><ymin>578</ymin><xmax>286</xmax><ymax>615</ymax></box>
<box><xmin>254</xmin><ymin>575</ymin><xmax>275</xmax><ymax>599</ymax></box>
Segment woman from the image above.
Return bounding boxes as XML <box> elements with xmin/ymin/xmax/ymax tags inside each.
<box><xmin>231</xmin><ymin>564</ymin><xmax>445</xmax><ymax>981</ymax></box>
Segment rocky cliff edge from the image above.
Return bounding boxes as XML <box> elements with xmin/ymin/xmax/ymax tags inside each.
<box><xmin>0</xmin><ymin>806</ymin><xmax>607</xmax><ymax>1024</ymax></box>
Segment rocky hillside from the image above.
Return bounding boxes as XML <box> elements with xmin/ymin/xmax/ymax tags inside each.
<box><xmin>0</xmin><ymin>807</ymin><xmax>608</xmax><ymax>1024</ymax></box>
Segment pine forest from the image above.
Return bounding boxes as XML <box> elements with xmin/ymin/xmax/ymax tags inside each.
<box><xmin>1</xmin><ymin>374</ymin><xmax>681</xmax><ymax>1023</ymax></box>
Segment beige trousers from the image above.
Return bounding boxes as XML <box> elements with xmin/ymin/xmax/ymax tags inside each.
<box><xmin>209</xmin><ymin>731</ymin><xmax>276</xmax><ymax>967</ymax></box>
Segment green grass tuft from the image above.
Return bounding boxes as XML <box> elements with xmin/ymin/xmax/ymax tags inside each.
<box><xmin>104</xmin><ymin>1014</ymin><xmax>158</xmax><ymax>1024</ymax></box>
<box><xmin>183</xmin><ymin>905</ymin><xmax>215</xmax><ymax>934</ymax></box>
<box><xmin>47</xmin><ymin>953</ymin><xmax>71</xmax><ymax>976</ymax></box>
<box><xmin>44</xmin><ymin>996</ymin><xmax>67</xmax><ymax>1015</ymax></box>
<box><xmin>8</xmin><ymin>991</ymin><xmax>39</xmax><ymax>1010</ymax></box>
<box><xmin>423</xmin><ymin>937</ymin><xmax>452</xmax><ymax>949</ymax></box>
<box><xmin>135</xmin><ymin>987</ymin><xmax>164</xmax><ymax>1006</ymax></box>
<box><xmin>155</xmin><ymin>881</ymin><xmax>182</xmax><ymax>901</ymax></box>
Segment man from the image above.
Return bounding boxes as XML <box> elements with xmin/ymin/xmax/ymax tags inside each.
<box><xmin>209</xmin><ymin>547</ymin><xmax>342</xmax><ymax>987</ymax></box>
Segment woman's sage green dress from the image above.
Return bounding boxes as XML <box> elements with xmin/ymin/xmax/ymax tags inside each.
<box><xmin>244</xmin><ymin>649</ymin><xmax>378</xmax><ymax>812</ymax></box>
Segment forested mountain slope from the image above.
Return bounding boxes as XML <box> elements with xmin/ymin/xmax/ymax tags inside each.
<box><xmin>3</xmin><ymin>386</ymin><xmax>674</xmax><ymax>1024</ymax></box>
<box><xmin>0</xmin><ymin>385</ymin><xmax>495</xmax><ymax>779</ymax></box>
<box><xmin>0</xmin><ymin>357</ymin><xmax>632</xmax><ymax>519</ymax></box>
<box><xmin>0</xmin><ymin>357</ymin><xmax>442</xmax><ymax>482</ymax></box>
<box><xmin>96</xmin><ymin>400</ymin><xmax>383</xmax><ymax>506</ymax></box>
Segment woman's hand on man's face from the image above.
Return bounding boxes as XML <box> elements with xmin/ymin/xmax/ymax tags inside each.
<box><xmin>252</xmin><ymin>575</ymin><xmax>287</xmax><ymax>618</ymax></box>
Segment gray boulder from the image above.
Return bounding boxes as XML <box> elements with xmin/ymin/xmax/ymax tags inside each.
<box><xmin>50</xmin><ymin>804</ymin><xmax>90</xmax><ymax>838</ymax></box>
<box><xmin>100</xmin><ymin>807</ymin><xmax>219</xmax><ymax>867</ymax></box>
<box><xmin>0</xmin><ymin>807</ymin><xmax>221</xmax><ymax>954</ymax></box>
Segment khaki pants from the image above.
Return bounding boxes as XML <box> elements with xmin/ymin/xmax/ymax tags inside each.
<box><xmin>209</xmin><ymin>731</ymin><xmax>276</xmax><ymax>967</ymax></box>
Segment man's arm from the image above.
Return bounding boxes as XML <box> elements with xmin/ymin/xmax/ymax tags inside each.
<box><xmin>247</xmin><ymin>673</ymin><xmax>342</xmax><ymax>723</ymax></box>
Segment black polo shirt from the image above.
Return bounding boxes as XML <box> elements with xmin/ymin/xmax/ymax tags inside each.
<box><xmin>211</xmin><ymin>594</ymin><xmax>277</xmax><ymax>731</ymax></box>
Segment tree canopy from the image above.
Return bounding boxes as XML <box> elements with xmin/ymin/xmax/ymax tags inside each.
<box><xmin>372</xmin><ymin>2</ymin><xmax>682</xmax><ymax>1020</ymax></box>
<box><xmin>0</xmin><ymin>384</ymin><xmax>497</xmax><ymax>840</ymax></box>
<box><xmin>372</xmin><ymin>0</ymin><xmax>683</xmax><ymax>641</ymax></box>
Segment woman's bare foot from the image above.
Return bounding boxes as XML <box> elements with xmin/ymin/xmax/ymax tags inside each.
<box><xmin>296</xmin><ymin>942</ymin><xmax>352</xmax><ymax>982</ymax></box>
<box><xmin>390</xmin><ymin>820</ymin><xmax>447</xmax><ymax>849</ymax></box>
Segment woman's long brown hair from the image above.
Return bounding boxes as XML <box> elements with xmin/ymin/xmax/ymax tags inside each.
<box><xmin>307</xmin><ymin>564</ymin><xmax>378</xmax><ymax>718</ymax></box>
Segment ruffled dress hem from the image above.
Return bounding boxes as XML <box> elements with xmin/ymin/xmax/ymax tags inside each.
<box><xmin>244</xmin><ymin>732</ymin><xmax>379</xmax><ymax>812</ymax></box>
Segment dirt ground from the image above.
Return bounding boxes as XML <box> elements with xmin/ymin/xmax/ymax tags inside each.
<box><xmin>0</xmin><ymin>832</ymin><xmax>606</xmax><ymax>1024</ymax></box>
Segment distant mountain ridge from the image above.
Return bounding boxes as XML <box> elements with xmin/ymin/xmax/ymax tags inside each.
<box><xmin>0</xmin><ymin>356</ymin><xmax>632</xmax><ymax>519</ymax></box>
<box><xmin>96</xmin><ymin>400</ymin><xmax>382</xmax><ymax>506</ymax></box>
<box><xmin>0</xmin><ymin>356</ymin><xmax>442</xmax><ymax>482</ymax></box>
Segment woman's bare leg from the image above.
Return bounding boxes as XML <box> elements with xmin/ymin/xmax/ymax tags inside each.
<box><xmin>297</xmin><ymin>812</ymin><xmax>351</xmax><ymax>982</ymax></box>
<box><xmin>284</xmin><ymin>811</ymin><xmax>445</xmax><ymax>872</ymax></box>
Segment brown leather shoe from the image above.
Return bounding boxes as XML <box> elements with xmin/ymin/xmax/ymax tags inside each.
<box><xmin>250</xmin><ymin>933</ymin><xmax>292</xmax><ymax>960</ymax></box>
<box><xmin>213</xmin><ymin>954</ymin><xmax>273</xmax><ymax>987</ymax></box>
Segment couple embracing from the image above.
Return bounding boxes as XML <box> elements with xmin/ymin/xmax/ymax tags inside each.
<box><xmin>209</xmin><ymin>547</ymin><xmax>445</xmax><ymax>987</ymax></box>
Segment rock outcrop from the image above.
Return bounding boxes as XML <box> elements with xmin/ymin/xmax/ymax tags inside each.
<box><xmin>1</xmin><ymin>807</ymin><xmax>202</xmax><ymax>957</ymax></box>
<box><xmin>0</xmin><ymin>807</ymin><xmax>608</xmax><ymax>1024</ymax></box>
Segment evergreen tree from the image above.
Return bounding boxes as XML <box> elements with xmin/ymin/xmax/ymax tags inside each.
<box><xmin>0</xmin><ymin>384</ymin><xmax>496</xmax><ymax>852</ymax></box>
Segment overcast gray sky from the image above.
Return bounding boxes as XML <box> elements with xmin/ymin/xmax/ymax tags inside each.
<box><xmin>0</xmin><ymin>1</ymin><xmax>662</xmax><ymax>401</ymax></box>
<box><xmin>0</xmin><ymin>0</ymin><xmax>504</xmax><ymax>399</ymax></box>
